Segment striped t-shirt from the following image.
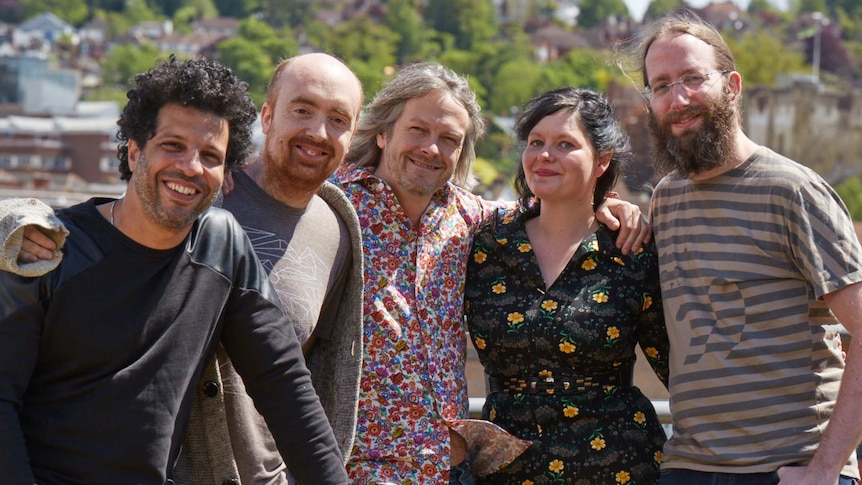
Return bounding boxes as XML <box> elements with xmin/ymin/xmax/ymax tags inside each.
<box><xmin>651</xmin><ymin>146</ymin><xmax>862</xmax><ymax>477</ymax></box>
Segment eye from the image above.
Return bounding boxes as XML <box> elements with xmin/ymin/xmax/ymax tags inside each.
<box><xmin>330</xmin><ymin>116</ymin><xmax>348</xmax><ymax>128</ymax></box>
<box><xmin>682</xmin><ymin>74</ymin><xmax>706</xmax><ymax>88</ymax></box>
<box><xmin>652</xmin><ymin>82</ymin><xmax>671</xmax><ymax>97</ymax></box>
<box><xmin>559</xmin><ymin>141</ymin><xmax>574</xmax><ymax>149</ymax></box>
<box><xmin>162</xmin><ymin>142</ymin><xmax>183</xmax><ymax>152</ymax></box>
<box><xmin>528</xmin><ymin>139</ymin><xmax>543</xmax><ymax>148</ymax></box>
<box><xmin>443</xmin><ymin>135</ymin><xmax>461</xmax><ymax>147</ymax></box>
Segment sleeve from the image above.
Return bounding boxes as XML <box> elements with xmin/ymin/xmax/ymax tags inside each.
<box><xmin>219</xmin><ymin>246</ymin><xmax>347</xmax><ymax>484</ymax></box>
<box><xmin>786</xmin><ymin>180</ymin><xmax>862</xmax><ymax>299</ymax></box>
<box><xmin>635</xmin><ymin>240</ymin><xmax>670</xmax><ymax>388</ymax></box>
<box><xmin>0</xmin><ymin>198</ymin><xmax>68</xmax><ymax>277</ymax></box>
<box><xmin>0</xmin><ymin>271</ymin><xmax>46</xmax><ymax>482</ymax></box>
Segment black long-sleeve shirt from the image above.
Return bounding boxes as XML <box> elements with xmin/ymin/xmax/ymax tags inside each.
<box><xmin>0</xmin><ymin>198</ymin><xmax>347</xmax><ymax>484</ymax></box>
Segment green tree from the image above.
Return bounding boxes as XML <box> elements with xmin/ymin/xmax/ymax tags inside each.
<box><xmin>538</xmin><ymin>47</ymin><xmax>615</xmax><ymax>93</ymax></box>
<box><xmin>383</xmin><ymin>0</ymin><xmax>428</xmax><ymax>64</ymax></box>
<box><xmin>215</xmin><ymin>36</ymin><xmax>273</xmax><ymax>105</ymax></box>
<box><xmin>726</xmin><ymin>30</ymin><xmax>808</xmax><ymax>86</ymax></box>
<box><xmin>101</xmin><ymin>43</ymin><xmax>162</xmax><ymax>86</ymax></box>
<box><xmin>235</xmin><ymin>17</ymin><xmax>297</xmax><ymax>65</ymax></box>
<box><xmin>488</xmin><ymin>58</ymin><xmax>542</xmax><ymax>115</ymax></box>
<box><xmin>835</xmin><ymin>177</ymin><xmax>862</xmax><ymax>221</ymax></box>
<box><xmin>576</xmin><ymin>0</ymin><xmax>629</xmax><ymax>29</ymax></box>
<box><xmin>644</xmin><ymin>0</ymin><xmax>686</xmax><ymax>21</ymax></box>
<box><xmin>20</xmin><ymin>0</ymin><xmax>88</xmax><ymax>24</ymax></box>
<box><xmin>424</xmin><ymin>0</ymin><xmax>497</xmax><ymax>50</ymax></box>
<box><xmin>324</xmin><ymin>16</ymin><xmax>399</xmax><ymax>95</ymax></box>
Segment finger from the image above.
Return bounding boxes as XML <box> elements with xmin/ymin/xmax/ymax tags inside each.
<box><xmin>21</xmin><ymin>237</ymin><xmax>56</xmax><ymax>261</ymax></box>
<box><xmin>24</xmin><ymin>226</ymin><xmax>57</xmax><ymax>250</ymax></box>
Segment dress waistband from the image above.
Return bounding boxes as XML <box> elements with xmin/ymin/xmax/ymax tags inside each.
<box><xmin>487</xmin><ymin>362</ymin><xmax>633</xmax><ymax>395</ymax></box>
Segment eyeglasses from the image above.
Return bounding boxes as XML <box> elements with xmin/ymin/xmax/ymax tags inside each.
<box><xmin>643</xmin><ymin>70</ymin><xmax>730</xmax><ymax>100</ymax></box>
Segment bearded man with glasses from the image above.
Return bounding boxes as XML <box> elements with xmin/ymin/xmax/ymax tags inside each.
<box><xmin>617</xmin><ymin>8</ymin><xmax>862</xmax><ymax>485</ymax></box>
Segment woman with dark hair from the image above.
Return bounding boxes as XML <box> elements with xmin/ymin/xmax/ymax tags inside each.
<box><xmin>464</xmin><ymin>87</ymin><xmax>669</xmax><ymax>484</ymax></box>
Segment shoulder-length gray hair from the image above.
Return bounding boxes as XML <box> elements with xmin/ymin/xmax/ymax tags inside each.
<box><xmin>344</xmin><ymin>62</ymin><xmax>485</xmax><ymax>190</ymax></box>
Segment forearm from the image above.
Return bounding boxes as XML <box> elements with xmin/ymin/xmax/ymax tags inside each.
<box><xmin>806</xmin><ymin>337</ymin><xmax>862</xmax><ymax>478</ymax></box>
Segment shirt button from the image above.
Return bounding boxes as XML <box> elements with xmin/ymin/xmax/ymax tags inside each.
<box><xmin>203</xmin><ymin>380</ymin><xmax>220</xmax><ymax>398</ymax></box>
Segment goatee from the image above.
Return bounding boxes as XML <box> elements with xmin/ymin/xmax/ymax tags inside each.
<box><xmin>648</xmin><ymin>91</ymin><xmax>736</xmax><ymax>178</ymax></box>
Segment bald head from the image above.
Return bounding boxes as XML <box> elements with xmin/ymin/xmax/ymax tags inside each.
<box><xmin>266</xmin><ymin>53</ymin><xmax>363</xmax><ymax>118</ymax></box>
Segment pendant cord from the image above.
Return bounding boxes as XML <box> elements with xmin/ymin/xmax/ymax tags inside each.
<box><xmin>110</xmin><ymin>200</ymin><xmax>117</xmax><ymax>226</ymax></box>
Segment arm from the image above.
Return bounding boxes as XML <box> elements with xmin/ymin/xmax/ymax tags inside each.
<box><xmin>0</xmin><ymin>271</ymin><xmax>45</xmax><ymax>482</ymax></box>
<box><xmin>635</xmin><ymin>241</ymin><xmax>670</xmax><ymax>388</ymax></box>
<box><xmin>0</xmin><ymin>198</ymin><xmax>67</xmax><ymax>275</ymax></box>
<box><xmin>595</xmin><ymin>197</ymin><xmax>651</xmax><ymax>255</ymax></box>
<box><xmin>778</xmin><ymin>282</ymin><xmax>862</xmax><ymax>485</ymax></box>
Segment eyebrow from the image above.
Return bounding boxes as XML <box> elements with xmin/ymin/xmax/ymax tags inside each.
<box><xmin>289</xmin><ymin>96</ymin><xmax>354</xmax><ymax>120</ymax></box>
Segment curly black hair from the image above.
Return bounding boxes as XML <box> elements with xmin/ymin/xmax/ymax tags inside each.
<box><xmin>116</xmin><ymin>55</ymin><xmax>257</xmax><ymax>181</ymax></box>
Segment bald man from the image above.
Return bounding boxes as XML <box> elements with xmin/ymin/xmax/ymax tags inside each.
<box><xmin>174</xmin><ymin>53</ymin><xmax>365</xmax><ymax>484</ymax></box>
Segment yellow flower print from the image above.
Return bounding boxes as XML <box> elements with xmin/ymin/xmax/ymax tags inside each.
<box><xmin>654</xmin><ymin>450</ymin><xmax>663</xmax><ymax>463</ymax></box>
<box><xmin>633</xmin><ymin>245</ymin><xmax>644</xmax><ymax>255</ymax></box>
<box><xmin>518</xmin><ymin>242</ymin><xmax>532</xmax><ymax>253</ymax></box>
<box><xmin>492</xmin><ymin>282</ymin><xmax>506</xmax><ymax>294</ymax></box>
<box><xmin>559</xmin><ymin>341</ymin><xmax>576</xmax><ymax>353</ymax></box>
<box><xmin>564</xmin><ymin>405</ymin><xmax>579</xmax><ymax>418</ymax></box>
<box><xmin>588</xmin><ymin>240</ymin><xmax>599</xmax><ymax>252</ymax></box>
<box><xmin>634</xmin><ymin>411</ymin><xmax>646</xmax><ymax>424</ymax></box>
<box><xmin>497</xmin><ymin>238</ymin><xmax>508</xmax><ymax>245</ymax></box>
<box><xmin>539</xmin><ymin>369</ymin><xmax>553</xmax><ymax>378</ymax></box>
<box><xmin>502</xmin><ymin>213</ymin><xmax>515</xmax><ymax>224</ymax></box>
<box><xmin>541</xmin><ymin>299</ymin><xmax>558</xmax><ymax>312</ymax></box>
<box><xmin>582</xmin><ymin>258</ymin><xmax>597</xmax><ymax>271</ymax></box>
<box><xmin>593</xmin><ymin>291</ymin><xmax>609</xmax><ymax>303</ymax></box>
<box><xmin>612</xmin><ymin>256</ymin><xmax>625</xmax><ymax>266</ymax></box>
<box><xmin>645</xmin><ymin>347</ymin><xmax>659</xmax><ymax>359</ymax></box>
<box><xmin>507</xmin><ymin>312</ymin><xmax>524</xmax><ymax>325</ymax></box>
<box><xmin>616</xmin><ymin>470</ymin><xmax>631</xmax><ymax>484</ymax></box>
<box><xmin>489</xmin><ymin>407</ymin><xmax>496</xmax><ymax>421</ymax></box>
<box><xmin>522</xmin><ymin>481</ymin><xmax>534</xmax><ymax>485</ymax></box>
<box><xmin>548</xmin><ymin>460</ymin><xmax>564</xmax><ymax>473</ymax></box>
<box><xmin>474</xmin><ymin>338</ymin><xmax>486</xmax><ymax>350</ymax></box>
<box><xmin>607</xmin><ymin>327</ymin><xmax>620</xmax><ymax>339</ymax></box>
<box><xmin>643</xmin><ymin>294</ymin><xmax>653</xmax><ymax>311</ymax></box>
<box><xmin>474</xmin><ymin>251</ymin><xmax>487</xmax><ymax>264</ymax></box>
<box><xmin>590</xmin><ymin>436</ymin><xmax>606</xmax><ymax>450</ymax></box>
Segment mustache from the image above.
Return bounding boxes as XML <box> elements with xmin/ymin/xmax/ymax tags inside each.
<box><xmin>161</xmin><ymin>172</ymin><xmax>207</xmax><ymax>193</ymax></box>
<box><xmin>661</xmin><ymin>105</ymin><xmax>706</xmax><ymax>126</ymax></box>
<box><xmin>292</xmin><ymin>135</ymin><xmax>334</xmax><ymax>154</ymax></box>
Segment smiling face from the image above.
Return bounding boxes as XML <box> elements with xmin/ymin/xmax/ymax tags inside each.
<box><xmin>259</xmin><ymin>54</ymin><xmax>362</xmax><ymax>200</ymax></box>
<box><xmin>522</xmin><ymin>109</ymin><xmax>609</xmax><ymax>205</ymax></box>
<box><xmin>645</xmin><ymin>33</ymin><xmax>739</xmax><ymax>177</ymax></box>
<box><xmin>373</xmin><ymin>90</ymin><xmax>470</xmax><ymax>202</ymax></box>
<box><xmin>127</xmin><ymin>103</ymin><xmax>228</xmax><ymax>236</ymax></box>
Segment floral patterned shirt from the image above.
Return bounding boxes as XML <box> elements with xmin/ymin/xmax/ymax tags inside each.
<box><xmin>334</xmin><ymin>168</ymin><xmax>495</xmax><ymax>483</ymax></box>
<box><xmin>464</xmin><ymin>205</ymin><xmax>669</xmax><ymax>484</ymax></box>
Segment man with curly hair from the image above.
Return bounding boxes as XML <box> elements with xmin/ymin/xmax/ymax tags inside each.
<box><xmin>0</xmin><ymin>57</ymin><xmax>348</xmax><ymax>484</ymax></box>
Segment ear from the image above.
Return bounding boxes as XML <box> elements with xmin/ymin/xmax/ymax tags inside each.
<box><xmin>376</xmin><ymin>132</ymin><xmax>386</xmax><ymax>150</ymax></box>
<box><xmin>128</xmin><ymin>139</ymin><xmax>141</xmax><ymax>173</ymax></box>
<box><xmin>726</xmin><ymin>71</ymin><xmax>742</xmax><ymax>101</ymax></box>
<box><xmin>260</xmin><ymin>102</ymin><xmax>273</xmax><ymax>135</ymax></box>
<box><xmin>596</xmin><ymin>150</ymin><xmax>612</xmax><ymax>178</ymax></box>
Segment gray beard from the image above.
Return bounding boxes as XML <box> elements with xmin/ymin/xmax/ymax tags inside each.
<box><xmin>648</xmin><ymin>94</ymin><xmax>736</xmax><ymax>179</ymax></box>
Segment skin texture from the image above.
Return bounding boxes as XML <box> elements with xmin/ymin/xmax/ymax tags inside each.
<box><xmin>250</xmin><ymin>53</ymin><xmax>363</xmax><ymax>209</ymax></box>
<box><xmin>373</xmin><ymin>90</ymin><xmax>470</xmax><ymax>227</ymax></box>
<box><xmin>522</xmin><ymin>108</ymin><xmax>610</xmax><ymax>288</ymax></box>
<box><xmin>106</xmin><ymin>103</ymin><xmax>229</xmax><ymax>249</ymax></box>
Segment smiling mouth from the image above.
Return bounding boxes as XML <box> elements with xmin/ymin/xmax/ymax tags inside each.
<box><xmin>166</xmin><ymin>181</ymin><xmax>198</xmax><ymax>196</ymax></box>
<box><xmin>410</xmin><ymin>157</ymin><xmax>440</xmax><ymax>171</ymax></box>
<box><xmin>297</xmin><ymin>145</ymin><xmax>328</xmax><ymax>157</ymax></box>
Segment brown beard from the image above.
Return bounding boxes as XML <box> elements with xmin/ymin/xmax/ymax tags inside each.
<box><xmin>647</xmin><ymin>91</ymin><xmax>736</xmax><ymax>178</ymax></box>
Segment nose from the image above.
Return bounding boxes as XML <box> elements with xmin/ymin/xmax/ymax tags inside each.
<box><xmin>178</xmin><ymin>151</ymin><xmax>205</xmax><ymax>175</ymax></box>
<box><xmin>666</xmin><ymin>84</ymin><xmax>691</xmax><ymax>110</ymax></box>
<box><xmin>420</xmin><ymin>137</ymin><xmax>440</xmax><ymax>157</ymax></box>
<box><xmin>305</xmin><ymin>114</ymin><xmax>328</xmax><ymax>140</ymax></box>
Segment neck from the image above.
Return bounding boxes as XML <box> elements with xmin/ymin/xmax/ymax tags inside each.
<box><xmin>533</xmin><ymin>198</ymin><xmax>596</xmax><ymax>241</ymax></box>
<box><xmin>394</xmin><ymin>188</ymin><xmax>433</xmax><ymax>228</ymax></box>
<box><xmin>105</xmin><ymin>196</ymin><xmax>192</xmax><ymax>250</ymax></box>
<box><xmin>247</xmin><ymin>157</ymin><xmax>316</xmax><ymax>209</ymax></box>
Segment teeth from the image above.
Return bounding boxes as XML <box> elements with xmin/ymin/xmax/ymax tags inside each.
<box><xmin>167</xmin><ymin>182</ymin><xmax>196</xmax><ymax>195</ymax></box>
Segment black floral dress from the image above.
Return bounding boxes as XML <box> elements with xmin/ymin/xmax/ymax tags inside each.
<box><xmin>464</xmin><ymin>205</ymin><xmax>669</xmax><ymax>485</ymax></box>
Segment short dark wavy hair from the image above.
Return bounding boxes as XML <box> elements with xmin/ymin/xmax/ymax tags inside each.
<box><xmin>513</xmin><ymin>87</ymin><xmax>631</xmax><ymax>211</ymax></box>
<box><xmin>116</xmin><ymin>56</ymin><xmax>257</xmax><ymax>181</ymax></box>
